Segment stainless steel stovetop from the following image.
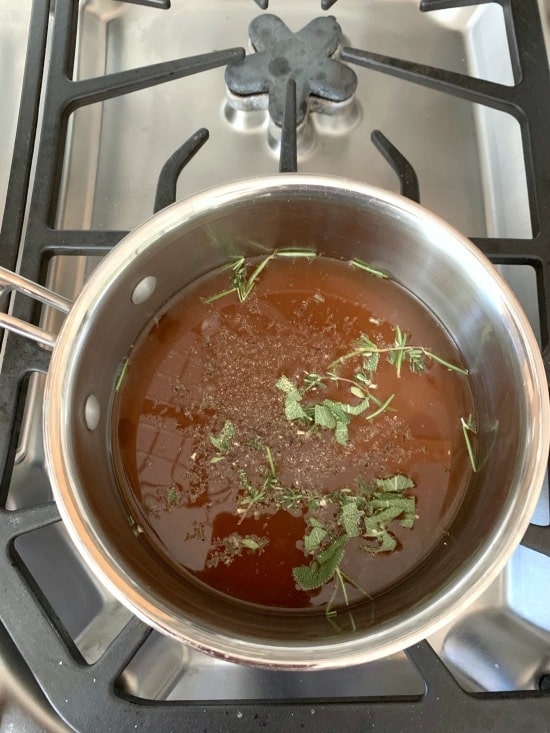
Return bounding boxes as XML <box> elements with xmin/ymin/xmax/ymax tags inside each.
<box><xmin>1</xmin><ymin>1</ymin><xmax>550</xmax><ymax>730</ymax></box>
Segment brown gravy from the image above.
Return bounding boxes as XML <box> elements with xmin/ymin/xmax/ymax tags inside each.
<box><xmin>111</xmin><ymin>256</ymin><xmax>475</xmax><ymax>612</ymax></box>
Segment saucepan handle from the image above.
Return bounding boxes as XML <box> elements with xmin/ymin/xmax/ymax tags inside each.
<box><xmin>0</xmin><ymin>266</ymin><xmax>72</xmax><ymax>349</ymax></box>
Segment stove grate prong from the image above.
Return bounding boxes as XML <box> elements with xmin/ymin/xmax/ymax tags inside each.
<box><xmin>420</xmin><ymin>0</ymin><xmax>494</xmax><ymax>10</ymax></box>
<box><xmin>119</xmin><ymin>0</ymin><xmax>171</xmax><ymax>8</ymax></box>
<box><xmin>340</xmin><ymin>48</ymin><xmax>516</xmax><ymax>114</ymax></box>
<box><xmin>371</xmin><ymin>130</ymin><xmax>420</xmax><ymax>203</ymax></box>
<box><xmin>279</xmin><ymin>79</ymin><xmax>298</xmax><ymax>173</ymax></box>
<box><xmin>154</xmin><ymin>129</ymin><xmax>210</xmax><ymax>214</ymax></box>
<box><xmin>69</xmin><ymin>49</ymin><xmax>245</xmax><ymax>109</ymax></box>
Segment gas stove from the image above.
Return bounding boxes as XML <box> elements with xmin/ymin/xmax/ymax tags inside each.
<box><xmin>1</xmin><ymin>1</ymin><xmax>550</xmax><ymax>730</ymax></box>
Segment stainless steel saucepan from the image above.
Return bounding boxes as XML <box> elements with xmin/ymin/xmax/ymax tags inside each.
<box><xmin>0</xmin><ymin>175</ymin><xmax>547</xmax><ymax>670</ymax></box>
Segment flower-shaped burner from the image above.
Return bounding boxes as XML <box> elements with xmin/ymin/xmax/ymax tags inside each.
<box><xmin>225</xmin><ymin>14</ymin><xmax>357</xmax><ymax>129</ymax></box>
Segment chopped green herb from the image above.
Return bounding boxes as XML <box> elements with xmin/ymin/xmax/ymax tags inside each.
<box><xmin>241</xmin><ymin>537</ymin><xmax>261</xmax><ymax>550</ymax></box>
<box><xmin>210</xmin><ymin>420</ymin><xmax>235</xmax><ymax>455</ymax></box>
<box><xmin>210</xmin><ymin>455</ymin><xmax>226</xmax><ymax>464</ymax></box>
<box><xmin>246</xmin><ymin>435</ymin><xmax>264</xmax><ymax>451</ymax></box>
<box><xmin>166</xmin><ymin>485</ymin><xmax>178</xmax><ymax>508</ymax></box>
<box><xmin>206</xmin><ymin>533</ymin><xmax>269</xmax><ymax>568</ymax></box>
<box><xmin>290</xmin><ymin>472</ymin><xmax>417</xmax><ymax>621</ymax></box>
<box><xmin>276</xmin><ymin>376</ymin><xmax>378</xmax><ymax>446</ymax></box>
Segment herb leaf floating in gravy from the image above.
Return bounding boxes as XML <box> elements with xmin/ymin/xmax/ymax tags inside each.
<box><xmin>112</xmin><ymin>254</ymin><xmax>476</xmax><ymax>625</ymax></box>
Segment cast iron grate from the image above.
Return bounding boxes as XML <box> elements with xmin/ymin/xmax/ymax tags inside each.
<box><xmin>0</xmin><ymin>0</ymin><xmax>549</xmax><ymax>730</ymax></box>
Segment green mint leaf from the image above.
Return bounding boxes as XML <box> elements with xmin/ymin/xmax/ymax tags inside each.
<box><xmin>399</xmin><ymin>514</ymin><xmax>416</xmax><ymax>529</ymax></box>
<box><xmin>285</xmin><ymin>394</ymin><xmax>308</xmax><ymax>421</ymax></box>
<box><xmin>316</xmin><ymin>535</ymin><xmax>348</xmax><ymax>567</ymax></box>
<box><xmin>334</xmin><ymin>420</ymin><xmax>348</xmax><ymax>446</ymax></box>
<box><xmin>315</xmin><ymin>403</ymin><xmax>336</xmax><ymax>429</ymax></box>
<box><xmin>275</xmin><ymin>375</ymin><xmax>297</xmax><ymax>395</ymax></box>
<box><xmin>366</xmin><ymin>505</ymin><xmax>407</xmax><ymax>525</ymax></box>
<box><xmin>324</xmin><ymin>400</ymin><xmax>348</xmax><ymax>424</ymax></box>
<box><xmin>293</xmin><ymin>536</ymin><xmax>348</xmax><ymax>590</ymax></box>
<box><xmin>292</xmin><ymin>562</ymin><xmax>325</xmax><ymax>591</ymax></box>
<box><xmin>304</xmin><ymin>525</ymin><xmax>328</xmax><ymax>554</ymax></box>
<box><xmin>375</xmin><ymin>475</ymin><xmax>415</xmax><ymax>493</ymax></box>
<box><xmin>369</xmin><ymin>496</ymin><xmax>415</xmax><ymax>514</ymax></box>
<box><xmin>360</xmin><ymin>532</ymin><xmax>397</xmax><ymax>554</ymax></box>
<box><xmin>339</xmin><ymin>500</ymin><xmax>364</xmax><ymax>537</ymax></box>
<box><xmin>343</xmin><ymin>398</ymin><xmax>371</xmax><ymax>417</ymax></box>
<box><xmin>308</xmin><ymin>517</ymin><xmax>327</xmax><ymax>529</ymax></box>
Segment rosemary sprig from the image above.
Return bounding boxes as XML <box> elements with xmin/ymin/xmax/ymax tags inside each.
<box><xmin>461</xmin><ymin>414</ymin><xmax>477</xmax><ymax>472</ymax></box>
<box><xmin>238</xmin><ymin>447</ymin><xmax>282</xmax><ymax>520</ymax></box>
<box><xmin>349</xmin><ymin>258</ymin><xmax>389</xmax><ymax>279</ymax></box>
<box><xmin>114</xmin><ymin>358</ymin><xmax>129</xmax><ymax>391</ymax></box>
<box><xmin>202</xmin><ymin>287</ymin><xmax>238</xmax><ymax>305</ymax></box>
<box><xmin>387</xmin><ymin>326</ymin><xmax>406</xmax><ymax>377</ymax></box>
<box><xmin>329</xmin><ymin>331</ymin><xmax>468</xmax><ymax>376</ymax></box>
<box><xmin>203</xmin><ymin>253</ymin><xmax>277</xmax><ymax>304</ymax></box>
<box><xmin>276</xmin><ymin>248</ymin><xmax>317</xmax><ymax>258</ymax></box>
<box><xmin>203</xmin><ymin>249</ymin><xmax>317</xmax><ymax>305</ymax></box>
<box><xmin>238</xmin><ymin>251</ymin><xmax>277</xmax><ymax>301</ymax></box>
<box><xmin>365</xmin><ymin>393</ymin><xmax>395</xmax><ymax>421</ymax></box>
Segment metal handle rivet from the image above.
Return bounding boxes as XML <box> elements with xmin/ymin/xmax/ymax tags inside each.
<box><xmin>84</xmin><ymin>395</ymin><xmax>100</xmax><ymax>431</ymax></box>
<box><xmin>131</xmin><ymin>276</ymin><xmax>157</xmax><ymax>305</ymax></box>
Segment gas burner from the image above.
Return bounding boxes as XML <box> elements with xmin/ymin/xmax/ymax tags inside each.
<box><xmin>225</xmin><ymin>13</ymin><xmax>358</xmax><ymax>134</ymax></box>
